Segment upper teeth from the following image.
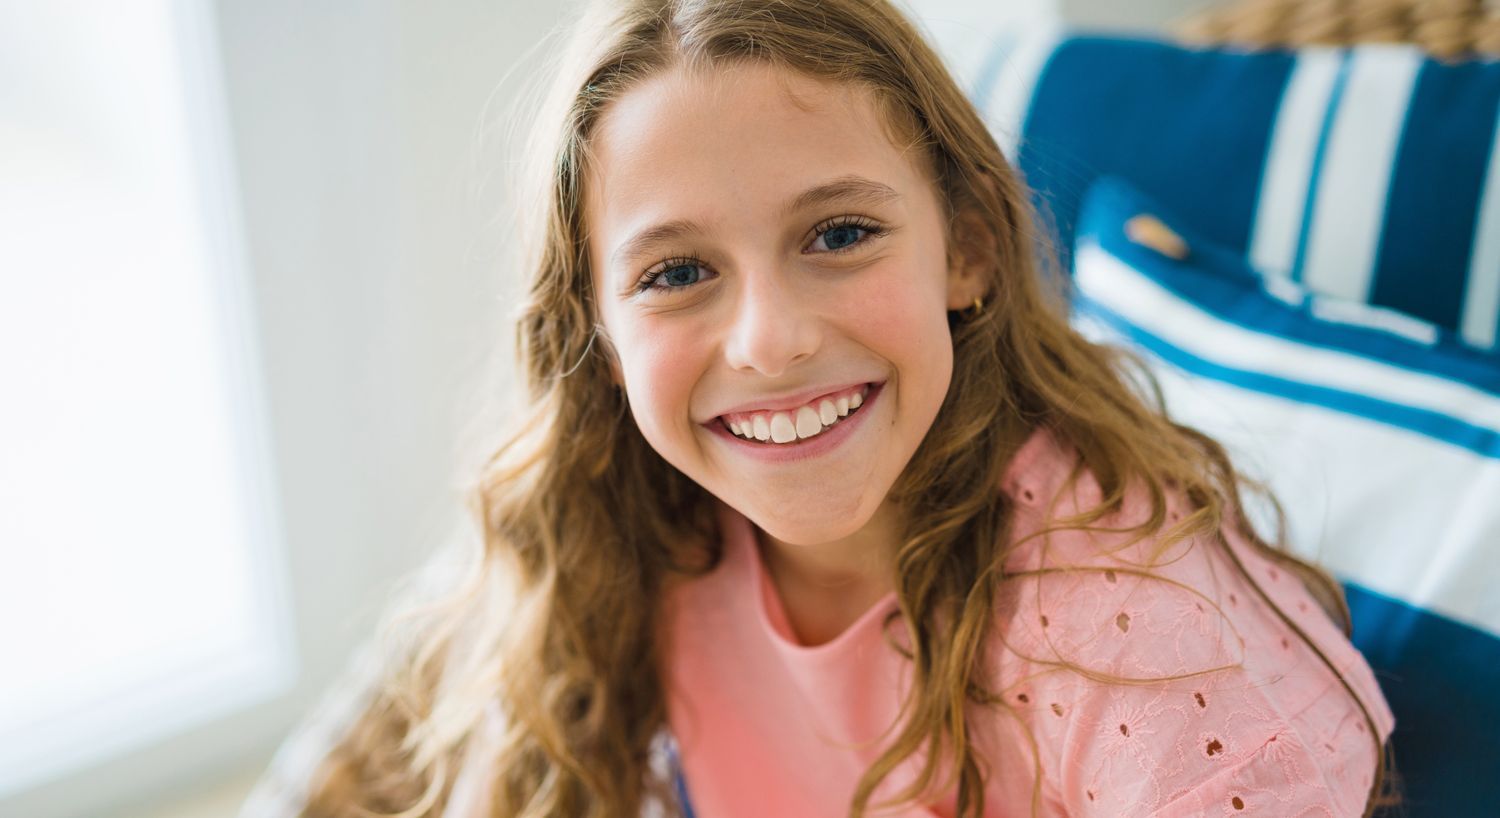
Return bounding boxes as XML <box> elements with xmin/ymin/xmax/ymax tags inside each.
<box><xmin>723</xmin><ymin>385</ymin><xmax>869</xmax><ymax>444</ymax></box>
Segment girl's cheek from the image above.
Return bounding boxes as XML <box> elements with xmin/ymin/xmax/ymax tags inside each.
<box><xmin>623</xmin><ymin>320</ymin><xmax>708</xmax><ymax>426</ymax></box>
<box><xmin>847</xmin><ymin>269</ymin><xmax>949</xmax><ymax>343</ymax></box>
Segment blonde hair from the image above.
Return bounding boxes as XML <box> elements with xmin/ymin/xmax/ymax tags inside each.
<box><xmin>299</xmin><ymin>1</ymin><xmax>1398</xmax><ymax>816</ymax></box>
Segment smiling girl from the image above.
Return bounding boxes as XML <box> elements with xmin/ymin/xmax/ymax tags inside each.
<box><xmin>282</xmin><ymin>1</ymin><xmax>1398</xmax><ymax>816</ymax></box>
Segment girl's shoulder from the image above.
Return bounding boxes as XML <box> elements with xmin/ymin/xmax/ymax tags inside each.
<box><xmin>990</xmin><ymin>426</ymin><xmax>1392</xmax><ymax>817</ymax></box>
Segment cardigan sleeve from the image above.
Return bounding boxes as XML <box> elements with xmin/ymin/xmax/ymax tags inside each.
<box><xmin>1024</xmin><ymin>662</ymin><xmax>1383</xmax><ymax>818</ymax></box>
<box><xmin>995</xmin><ymin>429</ymin><xmax>1389</xmax><ymax>818</ymax></box>
<box><xmin>992</xmin><ymin>532</ymin><xmax>1387</xmax><ymax>815</ymax></box>
<box><xmin>1148</xmin><ymin>722</ymin><xmax>1365</xmax><ymax>818</ymax></box>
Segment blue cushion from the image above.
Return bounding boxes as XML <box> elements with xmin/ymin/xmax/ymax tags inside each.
<box><xmin>969</xmin><ymin>32</ymin><xmax>1500</xmax><ymax>352</ymax></box>
<box><xmin>1071</xmin><ymin>175</ymin><xmax>1500</xmax><ymax>817</ymax></box>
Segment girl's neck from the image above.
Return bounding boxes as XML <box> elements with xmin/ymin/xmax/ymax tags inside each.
<box><xmin>753</xmin><ymin>499</ymin><xmax>903</xmax><ymax>646</ymax></box>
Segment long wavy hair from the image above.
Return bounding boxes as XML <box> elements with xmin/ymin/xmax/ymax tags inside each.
<box><xmin>298</xmin><ymin>1</ymin><xmax>1398</xmax><ymax>816</ymax></box>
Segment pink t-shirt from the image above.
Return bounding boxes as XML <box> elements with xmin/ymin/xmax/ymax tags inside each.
<box><xmin>660</xmin><ymin>426</ymin><xmax>1395</xmax><ymax>817</ymax></box>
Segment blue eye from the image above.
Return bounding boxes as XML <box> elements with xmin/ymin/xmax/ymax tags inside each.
<box><xmin>635</xmin><ymin>256</ymin><xmax>711</xmax><ymax>294</ymax></box>
<box><xmin>823</xmin><ymin>225</ymin><xmax>861</xmax><ymax>250</ymax></box>
<box><xmin>809</xmin><ymin>218</ymin><xmax>885</xmax><ymax>253</ymax></box>
<box><xmin>661</xmin><ymin>263</ymin><xmax>701</xmax><ymax>287</ymax></box>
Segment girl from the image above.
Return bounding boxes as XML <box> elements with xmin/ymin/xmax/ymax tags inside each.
<box><xmin>283</xmin><ymin>0</ymin><xmax>1399</xmax><ymax>816</ymax></box>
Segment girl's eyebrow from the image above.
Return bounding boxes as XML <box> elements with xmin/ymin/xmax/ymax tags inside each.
<box><xmin>609</xmin><ymin>175</ymin><xmax>901</xmax><ymax>269</ymax></box>
<box><xmin>612</xmin><ymin>218</ymin><xmax>708</xmax><ymax>268</ymax></box>
<box><xmin>783</xmin><ymin>174</ymin><xmax>901</xmax><ymax>216</ymax></box>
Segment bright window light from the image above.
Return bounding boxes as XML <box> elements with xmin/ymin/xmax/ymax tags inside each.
<box><xmin>0</xmin><ymin>0</ymin><xmax>296</xmax><ymax>796</ymax></box>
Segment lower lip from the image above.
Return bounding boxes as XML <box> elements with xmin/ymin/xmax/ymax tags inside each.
<box><xmin>704</xmin><ymin>382</ymin><xmax>885</xmax><ymax>463</ymax></box>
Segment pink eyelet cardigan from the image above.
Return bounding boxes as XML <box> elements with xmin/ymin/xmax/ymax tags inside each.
<box><xmin>446</xmin><ymin>426</ymin><xmax>1394</xmax><ymax>817</ymax></box>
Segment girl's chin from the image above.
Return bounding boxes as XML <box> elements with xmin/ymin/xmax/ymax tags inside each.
<box><xmin>736</xmin><ymin>500</ymin><xmax>874</xmax><ymax>545</ymax></box>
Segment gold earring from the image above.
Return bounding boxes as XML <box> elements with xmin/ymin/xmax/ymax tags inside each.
<box><xmin>971</xmin><ymin>296</ymin><xmax>984</xmax><ymax>315</ymax></box>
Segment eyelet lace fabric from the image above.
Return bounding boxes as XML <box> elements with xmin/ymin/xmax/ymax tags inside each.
<box><xmin>984</xmin><ymin>427</ymin><xmax>1392</xmax><ymax>817</ymax></box>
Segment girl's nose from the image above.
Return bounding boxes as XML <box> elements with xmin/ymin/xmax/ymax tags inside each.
<box><xmin>721</xmin><ymin>268</ymin><xmax>820</xmax><ymax>378</ymax></box>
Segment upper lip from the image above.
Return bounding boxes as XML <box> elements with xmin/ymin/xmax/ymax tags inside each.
<box><xmin>704</xmin><ymin>381</ymin><xmax>879</xmax><ymax>422</ymax></box>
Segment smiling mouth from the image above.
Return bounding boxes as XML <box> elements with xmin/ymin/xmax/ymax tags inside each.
<box><xmin>717</xmin><ymin>383</ymin><xmax>873</xmax><ymax>444</ymax></box>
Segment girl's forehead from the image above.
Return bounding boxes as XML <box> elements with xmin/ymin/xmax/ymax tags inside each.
<box><xmin>583</xmin><ymin>62</ymin><xmax>930</xmax><ymax>235</ymax></box>
<box><xmin>597</xmin><ymin>61</ymin><xmax>893</xmax><ymax>145</ymax></box>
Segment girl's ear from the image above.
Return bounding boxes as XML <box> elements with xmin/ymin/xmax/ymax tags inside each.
<box><xmin>945</xmin><ymin>202</ymin><xmax>997</xmax><ymax>310</ymax></box>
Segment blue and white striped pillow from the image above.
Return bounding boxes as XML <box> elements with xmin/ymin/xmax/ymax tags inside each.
<box><xmin>969</xmin><ymin>31</ymin><xmax>1500</xmax><ymax>351</ymax></box>
<box><xmin>1071</xmin><ymin>175</ymin><xmax>1500</xmax><ymax>817</ymax></box>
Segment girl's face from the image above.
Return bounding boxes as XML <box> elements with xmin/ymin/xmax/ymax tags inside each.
<box><xmin>586</xmin><ymin>62</ymin><xmax>981</xmax><ymax>546</ymax></box>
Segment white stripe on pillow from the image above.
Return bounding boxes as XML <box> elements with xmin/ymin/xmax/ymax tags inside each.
<box><xmin>1298</xmin><ymin>46</ymin><xmax>1423</xmax><ymax>301</ymax></box>
<box><xmin>1075</xmin><ymin>242</ymin><xmax>1500</xmax><ymax>431</ymax></box>
<box><xmin>1306</xmin><ymin>295</ymin><xmax>1441</xmax><ymax>345</ymax></box>
<box><xmin>1249</xmin><ymin>48</ymin><xmax>1345</xmax><ymax>280</ymax></box>
<box><xmin>1463</xmin><ymin>108</ymin><xmax>1500</xmax><ymax>349</ymax></box>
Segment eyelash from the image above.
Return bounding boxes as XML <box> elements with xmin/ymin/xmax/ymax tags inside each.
<box><xmin>633</xmin><ymin>216</ymin><xmax>888</xmax><ymax>295</ymax></box>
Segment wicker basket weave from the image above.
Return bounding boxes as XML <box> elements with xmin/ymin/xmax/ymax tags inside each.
<box><xmin>1176</xmin><ymin>0</ymin><xmax>1500</xmax><ymax>60</ymax></box>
